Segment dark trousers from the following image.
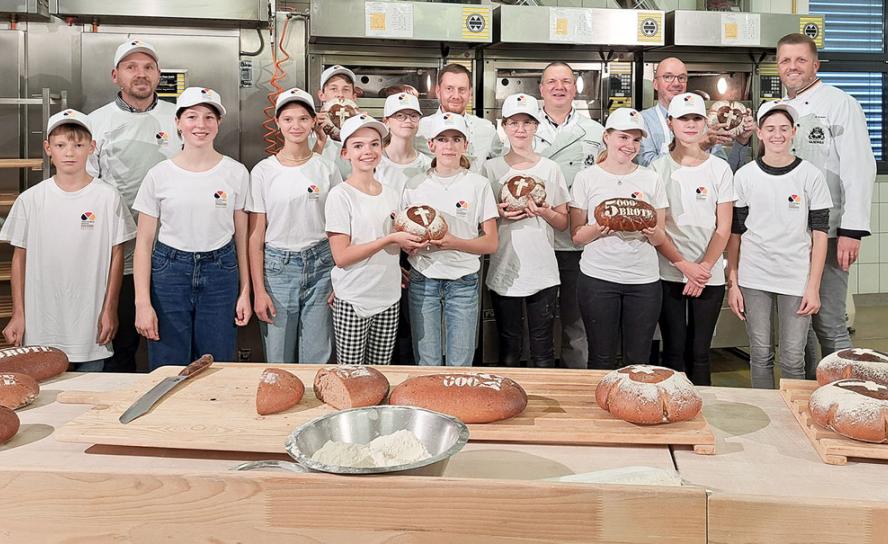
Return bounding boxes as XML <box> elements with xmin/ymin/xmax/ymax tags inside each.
<box><xmin>490</xmin><ymin>286</ymin><xmax>558</xmax><ymax>368</ymax></box>
<box><xmin>103</xmin><ymin>274</ymin><xmax>140</xmax><ymax>373</ymax></box>
<box><xmin>658</xmin><ymin>281</ymin><xmax>725</xmax><ymax>386</ymax></box>
<box><xmin>577</xmin><ymin>273</ymin><xmax>662</xmax><ymax>370</ymax></box>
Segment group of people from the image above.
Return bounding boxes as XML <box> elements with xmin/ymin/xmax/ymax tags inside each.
<box><xmin>0</xmin><ymin>33</ymin><xmax>875</xmax><ymax>389</ymax></box>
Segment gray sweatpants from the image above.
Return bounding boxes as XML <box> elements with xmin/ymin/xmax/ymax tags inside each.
<box><xmin>804</xmin><ymin>238</ymin><xmax>852</xmax><ymax>378</ymax></box>
<box><xmin>741</xmin><ymin>287</ymin><xmax>810</xmax><ymax>389</ymax></box>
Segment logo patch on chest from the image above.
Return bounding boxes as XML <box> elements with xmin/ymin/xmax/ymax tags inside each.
<box><xmin>808</xmin><ymin>126</ymin><xmax>825</xmax><ymax>144</ymax></box>
<box><xmin>80</xmin><ymin>211</ymin><xmax>96</xmax><ymax>230</ymax></box>
<box><xmin>787</xmin><ymin>194</ymin><xmax>801</xmax><ymax>209</ymax></box>
<box><xmin>214</xmin><ymin>191</ymin><xmax>228</xmax><ymax>208</ymax></box>
<box><xmin>455</xmin><ymin>199</ymin><xmax>470</xmax><ymax>218</ymax></box>
<box><xmin>695</xmin><ymin>186</ymin><xmax>708</xmax><ymax>200</ymax></box>
<box><xmin>307</xmin><ymin>184</ymin><xmax>321</xmax><ymax>200</ymax></box>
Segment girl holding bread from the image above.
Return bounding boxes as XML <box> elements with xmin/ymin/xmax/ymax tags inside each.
<box><xmin>247</xmin><ymin>88</ymin><xmax>341</xmax><ymax>364</ymax></box>
<box><xmin>402</xmin><ymin>112</ymin><xmax>499</xmax><ymax>366</ymax></box>
<box><xmin>726</xmin><ymin>101</ymin><xmax>831</xmax><ymax>388</ymax></box>
<box><xmin>481</xmin><ymin>94</ymin><xmax>569</xmax><ymax>368</ymax></box>
<box><xmin>651</xmin><ymin>93</ymin><xmax>734</xmax><ymax>385</ymax></box>
<box><xmin>325</xmin><ymin>114</ymin><xmax>423</xmax><ymax>365</ymax></box>
<box><xmin>133</xmin><ymin>87</ymin><xmax>251</xmax><ymax>369</ymax></box>
<box><xmin>569</xmin><ymin>108</ymin><xmax>668</xmax><ymax>370</ymax></box>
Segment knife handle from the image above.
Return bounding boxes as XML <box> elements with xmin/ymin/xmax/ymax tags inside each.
<box><xmin>178</xmin><ymin>354</ymin><xmax>213</xmax><ymax>377</ymax></box>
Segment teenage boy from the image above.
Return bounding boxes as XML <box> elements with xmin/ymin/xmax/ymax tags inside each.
<box><xmin>313</xmin><ymin>64</ymin><xmax>359</xmax><ymax>179</ymax></box>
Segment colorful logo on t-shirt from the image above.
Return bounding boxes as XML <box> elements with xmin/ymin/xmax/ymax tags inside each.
<box><xmin>155</xmin><ymin>131</ymin><xmax>169</xmax><ymax>146</ymax></box>
<box><xmin>80</xmin><ymin>211</ymin><xmax>96</xmax><ymax>230</ymax></box>
<box><xmin>695</xmin><ymin>186</ymin><xmax>708</xmax><ymax>200</ymax></box>
<box><xmin>214</xmin><ymin>190</ymin><xmax>228</xmax><ymax>208</ymax></box>
<box><xmin>788</xmin><ymin>194</ymin><xmax>801</xmax><ymax>209</ymax></box>
<box><xmin>630</xmin><ymin>191</ymin><xmax>642</xmax><ymax>199</ymax></box>
<box><xmin>455</xmin><ymin>200</ymin><xmax>470</xmax><ymax>218</ymax></box>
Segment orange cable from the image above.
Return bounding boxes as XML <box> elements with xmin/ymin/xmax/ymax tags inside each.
<box><xmin>263</xmin><ymin>15</ymin><xmax>292</xmax><ymax>156</ymax></box>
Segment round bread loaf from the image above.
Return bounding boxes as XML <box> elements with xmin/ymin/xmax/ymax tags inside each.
<box><xmin>256</xmin><ymin>368</ymin><xmax>305</xmax><ymax>416</ymax></box>
<box><xmin>0</xmin><ymin>346</ymin><xmax>69</xmax><ymax>382</ymax></box>
<box><xmin>388</xmin><ymin>373</ymin><xmax>528</xmax><ymax>424</ymax></box>
<box><xmin>314</xmin><ymin>365</ymin><xmax>390</xmax><ymax>410</ymax></box>
<box><xmin>0</xmin><ymin>372</ymin><xmax>39</xmax><ymax>410</ymax></box>
<box><xmin>320</xmin><ymin>98</ymin><xmax>359</xmax><ymax>141</ymax></box>
<box><xmin>0</xmin><ymin>405</ymin><xmax>19</xmax><ymax>445</ymax></box>
<box><xmin>809</xmin><ymin>379</ymin><xmax>888</xmax><ymax>443</ymax></box>
<box><xmin>816</xmin><ymin>348</ymin><xmax>888</xmax><ymax>386</ymax></box>
<box><xmin>593</xmin><ymin>198</ymin><xmax>657</xmax><ymax>232</ymax></box>
<box><xmin>500</xmin><ymin>175</ymin><xmax>546</xmax><ymax>212</ymax></box>
<box><xmin>394</xmin><ymin>205</ymin><xmax>448</xmax><ymax>242</ymax></box>
<box><xmin>707</xmin><ymin>100</ymin><xmax>751</xmax><ymax>137</ymax></box>
<box><xmin>595</xmin><ymin>364</ymin><xmax>702</xmax><ymax>425</ymax></box>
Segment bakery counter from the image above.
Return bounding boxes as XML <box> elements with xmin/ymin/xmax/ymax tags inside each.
<box><xmin>675</xmin><ymin>386</ymin><xmax>888</xmax><ymax>544</ymax></box>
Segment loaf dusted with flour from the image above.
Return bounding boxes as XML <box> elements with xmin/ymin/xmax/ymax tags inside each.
<box><xmin>388</xmin><ymin>373</ymin><xmax>528</xmax><ymax>424</ymax></box>
<box><xmin>500</xmin><ymin>175</ymin><xmax>546</xmax><ymax>211</ymax></box>
<box><xmin>0</xmin><ymin>372</ymin><xmax>39</xmax><ymax>410</ymax></box>
<box><xmin>256</xmin><ymin>368</ymin><xmax>305</xmax><ymax>415</ymax></box>
<box><xmin>809</xmin><ymin>379</ymin><xmax>888</xmax><ymax>443</ymax></box>
<box><xmin>0</xmin><ymin>346</ymin><xmax>68</xmax><ymax>382</ymax></box>
<box><xmin>0</xmin><ymin>406</ymin><xmax>19</xmax><ymax>445</ymax></box>
<box><xmin>320</xmin><ymin>98</ymin><xmax>359</xmax><ymax>142</ymax></box>
<box><xmin>593</xmin><ymin>198</ymin><xmax>657</xmax><ymax>232</ymax></box>
<box><xmin>816</xmin><ymin>348</ymin><xmax>888</xmax><ymax>386</ymax></box>
<box><xmin>707</xmin><ymin>100</ymin><xmax>751</xmax><ymax>137</ymax></box>
<box><xmin>595</xmin><ymin>365</ymin><xmax>702</xmax><ymax>425</ymax></box>
<box><xmin>394</xmin><ymin>205</ymin><xmax>448</xmax><ymax>242</ymax></box>
<box><xmin>314</xmin><ymin>365</ymin><xmax>390</xmax><ymax>410</ymax></box>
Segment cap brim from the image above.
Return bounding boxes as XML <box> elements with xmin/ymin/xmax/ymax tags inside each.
<box><xmin>757</xmin><ymin>104</ymin><xmax>797</xmax><ymax>124</ymax></box>
<box><xmin>178</xmin><ymin>100</ymin><xmax>227</xmax><ymax>117</ymax></box>
<box><xmin>47</xmin><ymin>119</ymin><xmax>92</xmax><ymax>136</ymax></box>
<box><xmin>607</xmin><ymin>124</ymin><xmax>648</xmax><ymax>138</ymax></box>
<box><xmin>342</xmin><ymin>119</ymin><xmax>389</xmax><ymax>143</ymax></box>
<box><xmin>503</xmin><ymin>109</ymin><xmax>543</xmax><ymax>123</ymax></box>
<box><xmin>321</xmin><ymin>68</ymin><xmax>357</xmax><ymax>88</ymax></box>
<box><xmin>384</xmin><ymin>104</ymin><xmax>422</xmax><ymax>117</ymax></box>
<box><xmin>276</xmin><ymin>96</ymin><xmax>316</xmax><ymax>116</ymax></box>
<box><xmin>116</xmin><ymin>47</ymin><xmax>158</xmax><ymax>66</ymax></box>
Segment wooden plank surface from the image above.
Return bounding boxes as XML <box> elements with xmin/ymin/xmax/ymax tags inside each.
<box><xmin>0</xmin><ymin>158</ymin><xmax>41</xmax><ymax>170</ymax></box>
<box><xmin>0</xmin><ymin>470</ymin><xmax>707</xmax><ymax>544</ymax></box>
<box><xmin>55</xmin><ymin>363</ymin><xmax>715</xmax><ymax>454</ymax></box>
<box><xmin>0</xmin><ymin>294</ymin><xmax>13</xmax><ymax>318</ymax></box>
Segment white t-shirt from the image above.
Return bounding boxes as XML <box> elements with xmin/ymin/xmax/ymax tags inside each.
<box><xmin>482</xmin><ymin>156</ymin><xmax>569</xmax><ymax>296</ymax></box>
<box><xmin>133</xmin><ymin>156</ymin><xmax>249</xmax><ymax>252</ymax></box>
<box><xmin>325</xmin><ymin>182</ymin><xmax>401</xmax><ymax>318</ymax></box>
<box><xmin>734</xmin><ymin>159</ymin><xmax>833</xmax><ymax>297</ymax></box>
<box><xmin>247</xmin><ymin>154</ymin><xmax>342</xmax><ymax>251</ymax></box>
<box><xmin>651</xmin><ymin>154</ymin><xmax>735</xmax><ymax>285</ymax></box>
<box><xmin>402</xmin><ymin>168</ymin><xmax>499</xmax><ymax>280</ymax></box>
<box><xmin>0</xmin><ymin>178</ymin><xmax>136</xmax><ymax>361</ymax></box>
<box><xmin>375</xmin><ymin>153</ymin><xmax>432</xmax><ymax>196</ymax></box>
<box><xmin>570</xmin><ymin>164</ymin><xmax>669</xmax><ymax>284</ymax></box>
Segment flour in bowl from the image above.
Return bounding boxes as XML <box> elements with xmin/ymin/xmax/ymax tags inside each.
<box><xmin>310</xmin><ymin>429</ymin><xmax>432</xmax><ymax>468</ymax></box>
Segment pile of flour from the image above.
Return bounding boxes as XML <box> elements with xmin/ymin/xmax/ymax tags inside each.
<box><xmin>310</xmin><ymin>429</ymin><xmax>432</xmax><ymax>468</ymax></box>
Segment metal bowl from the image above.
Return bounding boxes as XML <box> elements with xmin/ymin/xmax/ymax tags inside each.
<box><xmin>285</xmin><ymin>406</ymin><xmax>469</xmax><ymax>476</ymax></box>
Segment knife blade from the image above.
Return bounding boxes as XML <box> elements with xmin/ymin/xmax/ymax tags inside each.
<box><xmin>119</xmin><ymin>354</ymin><xmax>213</xmax><ymax>424</ymax></box>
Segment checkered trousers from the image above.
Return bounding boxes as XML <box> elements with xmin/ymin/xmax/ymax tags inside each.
<box><xmin>332</xmin><ymin>298</ymin><xmax>400</xmax><ymax>365</ymax></box>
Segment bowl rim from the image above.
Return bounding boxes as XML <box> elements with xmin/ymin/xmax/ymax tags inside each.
<box><xmin>285</xmin><ymin>405</ymin><xmax>470</xmax><ymax>475</ymax></box>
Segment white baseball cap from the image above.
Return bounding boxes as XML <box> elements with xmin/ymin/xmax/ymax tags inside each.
<box><xmin>667</xmin><ymin>92</ymin><xmax>706</xmax><ymax>119</ymax></box>
<box><xmin>605</xmin><ymin>107</ymin><xmax>648</xmax><ymax>138</ymax></box>
<box><xmin>320</xmin><ymin>65</ymin><xmax>357</xmax><ymax>89</ymax></box>
<box><xmin>384</xmin><ymin>92</ymin><xmax>422</xmax><ymax>118</ymax></box>
<box><xmin>425</xmin><ymin>112</ymin><xmax>469</xmax><ymax>139</ymax></box>
<box><xmin>114</xmin><ymin>39</ymin><xmax>158</xmax><ymax>67</ymax></box>
<box><xmin>339</xmin><ymin>113</ymin><xmax>389</xmax><ymax>144</ymax></box>
<box><xmin>176</xmin><ymin>87</ymin><xmax>227</xmax><ymax>117</ymax></box>
<box><xmin>756</xmin><ymin>100</ymin><xmax>799</xmax><ymax>125</ymax></box>
<box><xmin>275</xmin><ymin>87</ymin><xmax>316</xmax><ymax>116</ymax></box>
<box><xmin>46</xmin><ymin>109</ymin><xmax>92</xmax><ymax>136</ymax></box>
<box><xmin>502</xmin><ymin>93</ymin><xmax>542</xmax><ymax>123</ymax></box>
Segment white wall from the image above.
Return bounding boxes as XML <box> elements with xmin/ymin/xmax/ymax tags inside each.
<box><xmin>849</xmin><ymin>175</ymin><xmax>888</xmax><ymax>294</ymax></box>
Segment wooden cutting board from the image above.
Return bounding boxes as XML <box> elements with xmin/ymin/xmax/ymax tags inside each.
<box><xmin>56</xmin><ymin>364</ymin><xmax>716</xmax><ymax>454</ymax></box>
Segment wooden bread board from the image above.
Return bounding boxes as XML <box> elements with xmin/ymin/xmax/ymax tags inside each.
<box><xmin>779</xmin><ymin>378</ymin><xmax>888</xmax><ymax>465</ymax></box>
<box><xmin>56</xmin><ymin>364</ymin><xmax>716</xmax><ymax>454</ymax></box>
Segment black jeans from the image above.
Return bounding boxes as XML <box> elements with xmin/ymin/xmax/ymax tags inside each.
<box><xmin>490</xmin><ymin>286</ymin><xmax>558</xmax><ymax>368</ymax></box>
<box><xmin>659</xmin><ymin>281</ymin><xmax>725</xmax><ymax>386</ymax></box>
<box><xmin>577</xmin><ymin>274</ymin><xmax>662</xmax><ymax>370</ymax></box>
<box><xmin>103</xmin><ymin>274</ymin><xmax>140</xmax><ymax>373</ymax></box>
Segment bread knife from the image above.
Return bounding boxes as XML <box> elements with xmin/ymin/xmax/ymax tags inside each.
<box><xmin>119</xmin><ymin>355</ymin><xmax>213</xmax><ymax>424</ymax></box>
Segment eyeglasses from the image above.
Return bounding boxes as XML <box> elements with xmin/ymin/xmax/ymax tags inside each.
<box><xmin>657</xmin><ymin>74</ymin><xmax>689</xmax><ymax>84</ymax></box>
<box><xmin>391</xmin><ymin>112</ymin><xmax>421</xmax><ymax>122</ymax></box>
<box><xmin>503</xmin><ymin>120</ymin><xmax>538</xmax><ymax>129</ymax></box>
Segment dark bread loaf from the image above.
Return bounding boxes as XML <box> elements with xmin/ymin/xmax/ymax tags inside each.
<box><xmin>595</xmin><ymin>364</ymin><xmax>702</xmax><ymax>425</ymax></box>
<box><xmin>500</xmin><ymin>175</ymin><xmax>546</xmax><ymax>211</ymax></box>
<box><xmin>388</xmin><ymin>373</ymin><xmax>528</xmax><ymax>424</ymax></box>
<box><xmin>0</xmin><ymin>405</ymin><xmax>19</xmax><ymax>445</ymax></box>
<box><xmin>313</xmin><ymin>365</ymin><xmax>390</xmax><ymax>410</ymax></box>
<box><xmin>809</xmin><ymin>379</ymin><xmax>888</xmax><ymax>443</ymax></box>
<box><xmin>320</xmin><ymin>98</ymin><xmax>359</xmax><ymax>141</ymax></box>
<box><xmin>593</xmin><ymin>198</ymin><xmax>656</xmax><ymax>232</ymax></box>
<box><xmin>816</xmin><ymin>348</ymin><xmax>888</xmax><ymax>386</ymax></box>
<box><xmin>0</xmin><ymin>372</ymin><xmax>39</xmax><ymax>410</ymax></box>
<box><xmin>0</xmin><ymin>346</ymin><xmax>69</xmax><ymax>382</ymax></box>
<box><xmin>707</xmin><ymin>100</ymin><xmax>751</xmax><ymax>137</ymax></box>
<box><xmin>394</xmin><ymin>205</ymin><xmax>448</xmax><ymax>242</ymax></box>
<box><xmin>256</xmin><ymin>368</ymin><xmax>305</xmax><ymax>415</ymax></box>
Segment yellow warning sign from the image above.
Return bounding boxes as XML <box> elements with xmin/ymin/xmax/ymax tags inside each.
<box><xmin>637</xmin><ymin>11</ymin><xmax>664</xmax><ymax>44</ymax></box>
<box><xmin>369</xmin><ymin>12</ymin><xmax>386</xmax><ymax>32</ymax></box>
<box><xmin>800</xmin><ymin>15</ymin><xmax>824</xmax><ymax>49</ymax></box>
<box><xmin>462</xmin><ymin>6</ymin><xmax>491</xmax><ymax>41</ymax></box>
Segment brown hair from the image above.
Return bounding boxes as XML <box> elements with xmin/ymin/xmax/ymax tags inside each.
<box><xmin>47</xmin><ymin>124</ymin><xmax>92</xmax><ymax>142</ymax></box>
<box><xmin>175</xmin><ymin>105</ymin><xmax>221</xmax><ymax>119</ymax></box>
<box><xmin>431</xmin><ymin>155</ymin><xmax>471</xmax><ymax>169</ymax></box>
<box><xmin>756</xmin><ymin>109</ymin><xmax>796</xmax><ymax>159</ymax></box>
<box><xmin>323</xmin><ymin>73</ymin><xmax>354</xmax><ymax>91</ymax></box>
<box><xmin>437</xmin><ymin>64</ymin><xmax>472</xmax><ymax>87</ymax></box>
<box><xmin>777</xmin><ymin>33</ymin><xmax>818</xmax><ymax>58</ymax></box>
<box><xmin>275</xmin><ymin>100</ymin><xmax>316</xmax><ymax>120</ymax></box>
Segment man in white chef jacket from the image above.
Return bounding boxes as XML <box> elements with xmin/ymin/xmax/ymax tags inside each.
<box><xmin>776</xmin><ymin>33</ymin><xmax>877</xmax><ymax>378</ymax></box>
<box><xmin>418</xmin><ymin>64</ymin><xmax>502</xmax><ymax>173</ymax></box>
<box><xmin>87</xmin><ymin>39</ymin><xmax>181</xmax><ymax>373</ymax></box>
<box><xmin>532</xmin><ymin>61</ymin><xmax>605</xmax><ymax>369</ymax></box>
<box><xmin>638</xmin><ymin>57</ymin><xmax>753</xmax><ymax>171</ymax></box>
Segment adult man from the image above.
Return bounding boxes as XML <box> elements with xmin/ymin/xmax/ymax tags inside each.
<box><xmin>776</xmin><ymin>33</ymin><xmax>876</xmax><ymax>377</ymax></box>
<box><xmin>87</xmin><ymin>39</ymin><xmax>181</xmax><ymax>373</ymax></box>
<box><xmin>418</xmin><ymin>64</ymin><xmax>502</xmax><ymax>173</ymax></box>
<box><xmin>638</xmin><ymin>57</ymin><xmax>753</xmax><ymax>171</ymax></box>
<box><xmin>533</xmin><ymin>61</ymin><xmax>605</xmax><ymax>369</ymax></box>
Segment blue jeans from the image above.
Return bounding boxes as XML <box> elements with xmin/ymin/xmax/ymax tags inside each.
<box><xmin>408</xmin><ymin>269</ymin><xmax>479</xmax><ymax>366</ymax></box>
<box><xmin>148</xmin><ymin>240</ymin><xmax>238</xmax><ymax>370</ymax></box>
<box><xmin>260</xmin><ymin>242</ymin><xmax>334</xmax><ymax>363</ymax></box>
<box><xmin>75</xmin><ymin>359</ymin><xmax>105</xmax><ymax>372</ymax></box>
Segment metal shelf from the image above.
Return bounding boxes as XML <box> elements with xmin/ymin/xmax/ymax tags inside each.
<box><xmin>0</xmin><ymin>261</ymin><xmax>10</xmax><ymax>281</ymax></box>
<box><xmin>0</xmin><ymin>295</ymin><xmax>13</xmax><ymax>318</ymax></box>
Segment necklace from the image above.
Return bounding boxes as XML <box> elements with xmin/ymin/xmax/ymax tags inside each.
<box><xmin>278</xmin><ymin>151</ymin><xmax>313</xmax><ymax>164</ymax></box>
